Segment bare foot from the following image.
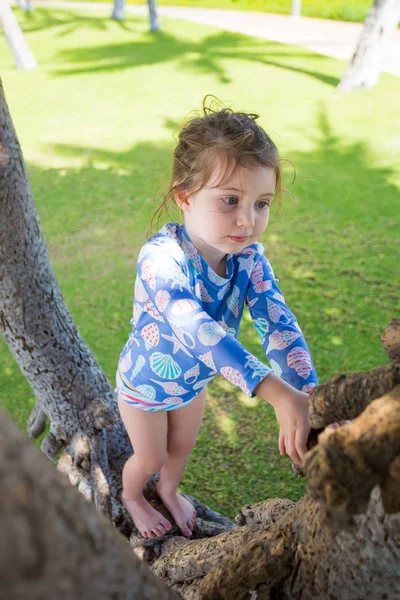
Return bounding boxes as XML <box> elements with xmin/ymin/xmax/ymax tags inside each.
<box><xmin>156</xmin><ymin>484</ymin><xmax>197</xmax><ymax>537</ymax></box>
<box><xmin>121</xmin><ymin>492</ymin><xmax>172</xmax><ymax>539</ymax></box>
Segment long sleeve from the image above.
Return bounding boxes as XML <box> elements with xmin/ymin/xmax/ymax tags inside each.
<box><xmin>246</xmin><ymin>253</ymin><xmax>318</xmax><ymax>392</ymax></box>
<box><xmin>134</xmin><ymin>238</ymin><xmax>272</xmax><ymax>398</ymax></box>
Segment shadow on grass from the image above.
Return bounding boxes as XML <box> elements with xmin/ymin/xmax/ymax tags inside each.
<box><xmin>18</xmin><ymin>8</ymin><xmax>338</xmax><ymax>86</ymax></box>
<box><xmin>4</xmin><ymin>105</ymin><xmax>398</xmax><ymax>517</ymax></box>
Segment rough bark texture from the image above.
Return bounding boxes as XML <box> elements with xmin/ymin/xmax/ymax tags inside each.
<box><xmin>148</xmin><ymin>0</ymin><xmax>161</xmax><ymax>32</ymax></box>
<box><xmin>111</xmin><ymin>0</ymin><xmax>124</xmax><ymax>22</ymax></box>
<box><xmin>1</xmin><ymin>69</ymin><xmax>399</xmax><ymax>597</ymax></box>
<box><xmin>0</xmin><ymin>0</ymin><xmax>37</xmax><ymax>69</ymax></box>
<box><xmin>0</xmin><ymin>406</ymin><xmax>180</xmax><ymax>600</ymax></box>
<box><xmin>338</xmin><ymin>0</ymin><xmax>400</xmax><ymax>91</ymax></box>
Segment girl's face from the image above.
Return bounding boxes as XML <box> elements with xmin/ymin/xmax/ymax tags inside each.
<box><xmin>175</xmin><ymin>159</ymin><xmax>276</xmax><ymax>263</ymax></box>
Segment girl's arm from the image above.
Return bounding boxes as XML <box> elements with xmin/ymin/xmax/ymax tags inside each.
<box><xmin>246</xmin><ymin>252</ymin><xmax>318</xmax><ymax>393</ymax></box>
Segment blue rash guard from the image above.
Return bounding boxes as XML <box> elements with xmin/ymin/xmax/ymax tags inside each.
<box><xmin>116</xmin><ymin>223</ymin><xmax>318</xmax><ymax>411</ymax></box>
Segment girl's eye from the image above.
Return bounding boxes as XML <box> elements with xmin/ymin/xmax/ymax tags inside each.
<box><xmin>222</xmin><ymin>196</ymin><xmax>238</xmax><ymax>206</ymax></box>
<box><xmin>256</xmin><ymin>200</ymin><xmax>270</xmax><ymax>209</ymax></box>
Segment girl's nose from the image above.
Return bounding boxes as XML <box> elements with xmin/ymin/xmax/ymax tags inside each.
<box><xmin>236</xmin><ymin>208</ymin><xmax>255</xmax><ymax>228</ymax></box>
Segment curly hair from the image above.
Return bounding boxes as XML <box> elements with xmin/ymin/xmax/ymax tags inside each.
<box><xmin>149</xmin><ymin>95</ymin><xmax>286</xmax><ymax>234</ymax></box>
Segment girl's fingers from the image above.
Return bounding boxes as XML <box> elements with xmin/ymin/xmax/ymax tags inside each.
<box><xmin>286</xmin><ymin>435</ymin><xmax>302</xmax><ymax>465</ymax></box>
<box><xmin>295</xmin><ymin>426</ymin><xmax>309</xmax><ymax>460</ymax></box>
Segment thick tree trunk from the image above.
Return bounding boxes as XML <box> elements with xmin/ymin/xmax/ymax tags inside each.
<box><xmin>0</xmin><ymin>406</ymin><xmax>180</xmax><ymax>600</ymax></box>
<box><xmin>0</xmin><ymin>0</ymin><xmax>37</xmax><ymax>70</ymax></box>
<box><xmin>148</xmin><ymin>0</ymin><xmax>161</xmax><ymax>32</ymax></box>
<box><xmin>1</xmin><ymin>73</ymin><xmax>399</xmax><ymax>596</ymax></box>
<box><xmin>338</xmin><ymin>0</ymin><xmax>400</xmax><ymax>91</ymax></box>
<box><xmin>111</xmin><ymin>0</ymin><xmax>124</xmax><ymax>22</ymax></box>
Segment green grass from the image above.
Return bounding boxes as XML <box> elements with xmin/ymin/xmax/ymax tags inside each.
<box><xmin>60</xmin><ymin>0</ymin><xmax>373</xmax><ymax>24</ymax></box>
<box><xmin>0</xmin><ymin>6</ymin><xmax>399</xmax><ymax>519</ymax></box>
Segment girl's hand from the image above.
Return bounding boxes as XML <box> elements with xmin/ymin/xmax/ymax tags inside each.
<box><xmin>255</xmin><ymin>373</ymin><xmax>311</xmax><ymax>465</ymax></box>
<box><xmin>274</xmin><ymin>392</ymin><xmax>310</xmax><ymax>465</ymax></box>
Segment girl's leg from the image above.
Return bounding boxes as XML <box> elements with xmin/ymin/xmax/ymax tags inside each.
<box><xmin>156</xmin><ymin>388</ymin><xmax>207</xmax><ymax>537</ymax></box>
<box><xmin>118</xmin><ymin>396</ymin><xmax>172</xmax><ymax>540</ymax></box>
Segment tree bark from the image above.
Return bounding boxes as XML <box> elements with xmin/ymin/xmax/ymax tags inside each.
<box><xmin>0</xmin><ymin>405</ymin><xmax>181</xmax><ymax>600</ymax></box>
<box><xmin>338</xmin><ymin>0</ymin><xmax>400</xmax><ymax>91</ymax></box>
<box><xmin>148</xmin><ymin>0</ymin><xmax>161</xmax><ymax>32</ymax></box>
<box><xmin>111</xmin><ymin>0</ymin><xmax>124</xmax><ymax>22</ymax></box>
<box><xmin>0</xmin><ymin>0</ymin><xmax>37</xmax><ymax>70</ymax></box>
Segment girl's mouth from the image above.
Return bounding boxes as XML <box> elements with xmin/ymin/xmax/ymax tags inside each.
<box><xmin>228</xmin><ymin>236</ymin><xmax>249</xmax><ymax>243</ymax></box>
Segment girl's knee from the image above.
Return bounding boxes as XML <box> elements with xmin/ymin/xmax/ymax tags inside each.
<box><xmin>167</xmin><ymin>438</ymin><xmax>197</xmax><ymax>458</ymax></box>
<box><xmin>128</xmin><ymin>451</ymin><xmax>166</xmax><ymax>475</ymax></box>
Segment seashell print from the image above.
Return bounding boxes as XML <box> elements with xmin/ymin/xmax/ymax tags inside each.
<box><xmin>250</xmin><ymin>261</ymin><xmax>263</xmax><ymax>284</ymax></box>
<box><xmin>254</xmin><ymin>279</ymin><xmax>272</xmax><ymax>294</ymax></box>
<box><xmin>144</xmin><ymin>299</ymin><xmax>165</xmax><ymax>323</ymax></box>
<box><xmin>287</xmin><ymin>347</ymin><xmax>312</xmax><ymax>379</ymax></box>
<box><xmin>199</xmin><ymin>351</ymin><xmax>217</xmax><ymax>371</ymax></box>
<box><xmin>267</xmin><ymin>299</ymin><xmax>289</xmax><ymax>324</ymax></box>
<box><xmin>150</xmin><ymin>352</ymin><xmax>182</xmax><ymax>379</ymax></box>
<box><xmin>302</xmin><ymin>383</ymin><xmax>316</xmax><ymax>393</ymax></box>
<box><xmin>163</xmin><ymin>397</ymin><xmax>184</xmax><ymax>405</ymax></box>
<box><xmin>244</xmin><ymin>354</ymin><xmax>270</xmax><ymax>379</ymax></box>
<box><xmin>266</xmin><ymin>330</ymin><xmax>301</xmax><ymax>353</ymax></box>
<box><xmin>241</xmin><ymin>246</ymin><xmax>257</xmax><ymax>257</ymax></box>
<box><xmin>220</xmin><ymin>366</ymin><xmax>251</xmax><ymax>396</ymax></box>
<box><xmin>238</xmin><ymin>255</ymin><xmax>254</xmax><ymax>276</ymax></box>
<box><xmin>141</xmin><ymin>323</ymin><xmax>160</xmax><ymax>349</ymax></box>
<box><xmin>141</xmin><ymin>259</ymin><xmax>157</xmax><ymax>290</ymax></box>
<box><xmin>198</xmin><ymin>321</ymin><xmax>226</xmax><ymax>346</ymax></box>
<box><xmin>184</xmin><ymin>363</ymin><xmax>200</xmax><ymax>384</ymax></box>
<box><xmin>270</xmin><ymin>359</ymin><xmax>282</xmax><ymax>377</ymax></box>
<box><xmin>193</xmin><ymin>311</ymin><xmax>212</xmax><ymax>321</ymax></box>
<box><xmin>137</xmin><ymin>245</ymin><xmax>153</xmax><ymax>263</ymax></box>
<box><xmin>208</xmin><ymin>267</ymin><xmax>227</xmax><ymax>285</ymax></box>
<box><xmin>166</xmin><ymin>268</ymin><xmax>191</xmax><ymax>292</ymax></box>
<box><xmin>273</xmin><ymin>292</ymin><xmax>285</xmax><ymax>303</ymax></box>
<box><xmin>195</xmin><ymin>280</ymin><xmax>214</xmax><ymax>302</ymax></box>
<box><xmin>135</xmin><ymin>384</ymin><xmax>157</xmax><ymax>401</ymax></box>
<box><xmin>119</xmin><ymin>352</ymin><xmax>132</xmax><ymax>374</ymax></box>
<box><xmin>155</xmin><ymin>290</ymin><xmax>170</xmax><ymax>313</ymax></box>
<box><xmin>132</xmin><ymin>302</ymin><xmax>142</xmax><ymax>327</ymax></box>
<box><xmin>150</xmin><ymin>379</ymin><xmax>188</xmax><ymax>395</ymax></box>
<box><xmin>253</xmin><ymin>318</ymin><xmax>269</xmax><ymax>342</ymax></box>
<box><xmin>227</xmin><ymin>285</ymin><xmax>240</xmax><ymax>318</ymax></box>
<box><xmin>134</xmin><ymin>277</ymin><xmax>149</xmax><ymax>303</ymax></box>
<box><xmin>167</xmin><ymin>318</ymin><xmax>196</xmax><ymax>348</ymax></box>
<box><xmin>218</xmin><ymin>316</ymin><xmax>236</xmax><ymax>336</ymax></box>
<box><xmin>246</xmin><ymin>297</ymin><xmax>258</xmax><ymax>309</ymax></box>
<box><xmin>193</xmin><ymin>376</ymin><xmax>215</xmax><ymax>390</ymax></box>
<box><xmin>131</xmin><ymin>354</ymin><xmax>145</xmax><ymax>377</ymax></box>
<box><xmin>217</xmin><ymin>282</ymin><xmax>230</xmax><ymax>300</ymax></box>
<box><xmin>171</xmin><ymin>298</ymin><xmax>201</xmax><ymax>315</ymax></box>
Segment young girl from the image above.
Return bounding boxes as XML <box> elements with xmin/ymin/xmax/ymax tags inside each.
<box><xmin>116</xmin><ymin>98</ymin><xmax>318</xmax><ymax>541</ymax></box>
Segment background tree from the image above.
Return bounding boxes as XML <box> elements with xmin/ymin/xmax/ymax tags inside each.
<box><xmin>1</xmin><ymin>73</ymin><xmax>399</xmax><ymax>597</ymax></box>
<box><xmin>0</xmin><ymin>0</ymin><xmax>37</xmax><ymax>70</ymax></box>
<box><xmin>17</xmin><ymin>0</ymin><xmax>32</xmax><ymax>12</ymax></box>
<box><xmin>338</xmin><ymin>0</ymin><xmax>400</xmax><ymax>90</ymax></box>
<box><xmin>111</xmin><ymin>0</ymin><xmax>124</xmax><ymax>22</ymax></box>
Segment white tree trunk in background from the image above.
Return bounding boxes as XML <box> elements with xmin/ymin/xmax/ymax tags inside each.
<box><xmin>338</xmin><ymin>0</ymin><xmax>400</xmax><ymax>91</ymax></box>
<box><xmin>18</xmin><ymin>0</ymin><xmax>32</xmax><ymax>11</ymax></box>
<box><xmin>148</xmin><ymin>0</ymin><xmax>160</xmax><ymax>32</ymax></box>
<box><xmin>291</xmin><ymin>0</ymin><xmax>301</xmax><ymax>17</ymax></box>
<box><xmin>111</xmin><ymin>0</ymin><xmax>124</xmax><ymax>21</ymax></box>
<box><xmin>0</xmin><ymin>0</ymin><xmax>37</xmax><ymax>69</ymax></box>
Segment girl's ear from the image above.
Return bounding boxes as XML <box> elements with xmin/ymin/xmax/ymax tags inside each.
<box><xmin>173</xmin><ymin>181</ymin><xmax>191</xmax><ymax>212</ymax></box>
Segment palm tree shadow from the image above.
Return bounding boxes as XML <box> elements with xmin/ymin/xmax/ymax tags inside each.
<box><xmin>18</xmin><ymin>9</ymin><xmax>339</xmax><ymax>87</ymax></box>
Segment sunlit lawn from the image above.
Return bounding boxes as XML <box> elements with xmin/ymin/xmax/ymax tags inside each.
<box><xmin>0</xmin><ymin>6</ymin><xmax>399</xmax><ymax>518</ymax></box>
